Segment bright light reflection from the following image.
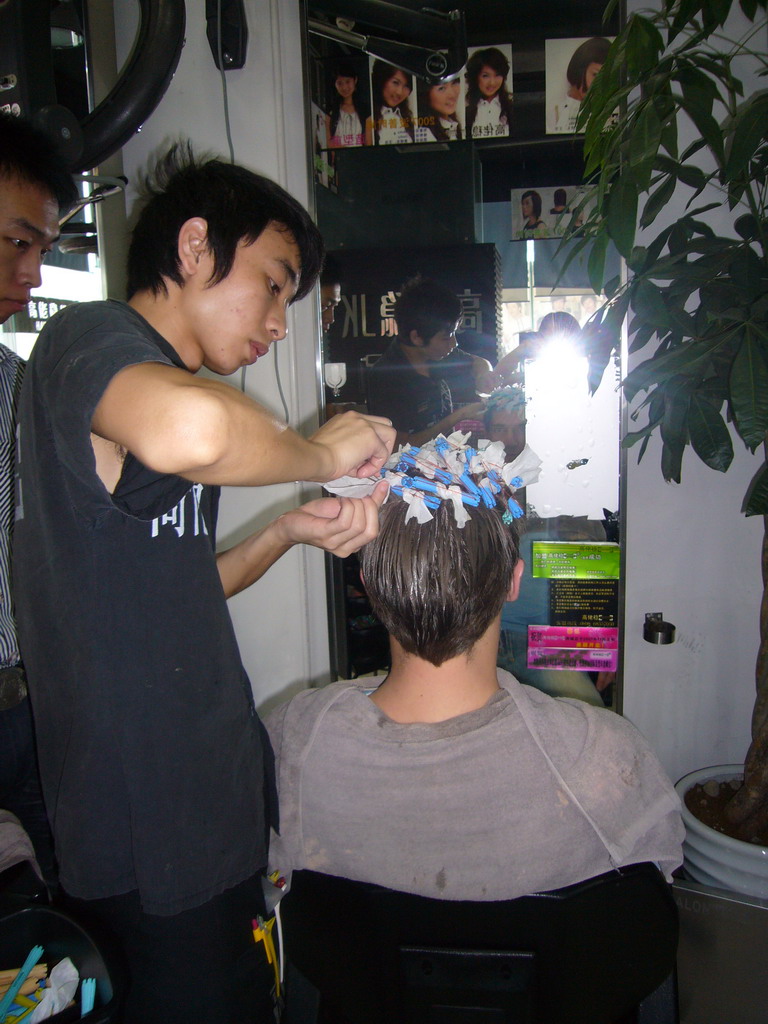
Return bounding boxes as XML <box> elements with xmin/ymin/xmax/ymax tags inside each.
<box><xmin>530</xmin><ymin>334</ymin><xmax>586</xmax><ymax>388</ymax></box>
<box><xmin>523</xmin><ymin>333</ymin><xmax>618</xmax><ymax>519</ymax></box>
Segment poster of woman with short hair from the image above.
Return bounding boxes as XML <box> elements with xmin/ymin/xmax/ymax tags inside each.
<box><xmin>545</xmin><ymin>36</ymin><xmax>612</xmax><ymax>134</ymax></box>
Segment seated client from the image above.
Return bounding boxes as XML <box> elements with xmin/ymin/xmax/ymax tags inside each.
<box><xmin>265</xmin><ymin>440</ymin><xmax>683</xmax><ymax>900</ymax></box>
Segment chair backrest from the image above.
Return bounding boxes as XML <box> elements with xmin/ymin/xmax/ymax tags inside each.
<box><xmin>280</xmin><ymin>862</ymin><xmax>678</xmax><ymax>1024</ymax></box>
<box><xmin>0</xmin><ymin>812</ymin><xmax>47</xmax><ymax>902</ymax></box>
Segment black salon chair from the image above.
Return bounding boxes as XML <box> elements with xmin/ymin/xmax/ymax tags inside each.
<box><xmin>280</xmin><ymin>862</ymin><xmax>678</xmax><ymax>1024</ymax></box>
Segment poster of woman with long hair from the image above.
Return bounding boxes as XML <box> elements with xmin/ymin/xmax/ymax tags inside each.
<box><xmin>464</xmin><ymin>44</ymin><xmax>513</xmax><ymax>139</ymax></box>
<box><xmin>365</xmin><ymin>59</ymin><xmax>415</xmax><ymax>145</ymax></box>
<box><xmin>414</xmin><ymin>74</ymin><xmax>464</xmax><ymax>143</ymax></box>
<box><xmin>325</xmin><ymin>54</ymin><xmax>370</xmax><ymax>149</ymax></box>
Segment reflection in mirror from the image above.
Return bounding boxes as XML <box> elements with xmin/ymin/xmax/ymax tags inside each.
<box><xmin>498</xmin><ymin>284</ymin><xmax>619</xmax><ymax>523</ymax></box>
<box><xmin>302</xmin><ymin>0</ymin><xmax>624</xmax><ymax>709</ymax></box>
<box><xmin>488</xmin><ymin>254</ymin><xmax>621</xmax><ymax>710</ymax></box>
<box><xmin>323</xmin><ymin>361</ymin><xmax>347</xmax><ymax>398</ymax></box>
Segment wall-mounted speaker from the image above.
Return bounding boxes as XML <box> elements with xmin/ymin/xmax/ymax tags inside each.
<box><xmin>206</xmin><ymin>0</ymin><xmax>248</xmax><ymax>71</ymax></box>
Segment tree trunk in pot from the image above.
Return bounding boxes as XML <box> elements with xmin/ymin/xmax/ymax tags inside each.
<box><xmin>725</xmin><ymin>511</ymin><xmax>768</xmax><ymax>840</ymax></box>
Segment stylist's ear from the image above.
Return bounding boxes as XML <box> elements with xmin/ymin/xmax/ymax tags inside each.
<box><xmin>506</xmin><ymin>559</ymin><xmax>525</xmax><ymax>602</ymax></box>
<box><xmin>178</xmin><ymin>218</ymin><xmax>209</xmax><ymax>277</ymax></box>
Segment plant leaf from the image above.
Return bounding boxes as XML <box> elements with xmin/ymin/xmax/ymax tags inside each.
<box><xmin>623</xmin><ymin>332</ymin><xmax>731</xmax><ymax>401</ymax></box>
<box><xmin>725</xmin><ymin>91</ymin><xmax>768</xmax><ymax>179</ymax></box>
<box><xmin>660</xmin><ymin>376</ymin><xmax>692</xmax><ymax>446</ymax></box>
<box><xmin>679</xmin><ymin>136</ymin><xmax>708</xmax><ymax>163</ymax></box>
<box><xmin>688</xmin><ymin>391</ymin><xmax>734</xmax><ymax>470</ymax></box>
<box><xmin>633</xmin><ymin>279</ymin><xmax>672</xmax><ymax>329</ymax></box>
<box><xmin>625</xmin><ymin>15</ymin><xmax>665</xmax><ymax>79</ymax></box>
<box><xmin>603</xmin><ymin>288</ymin><xmax>632</xmax><ymax>336</ymax></box>
<box><xmin>705</xmin><ymin>0</ymin><xmax>740</xmax><ymax>25</ymax></box>
<box><xmin>676</xmin><ymin>93</ymin><xmax>726</xmax><ymax>165</ymax></box>
<box><xmin>744</xmin><ymin>459</ymin><xmax>768</xmax><ymax>516</ymax></box>
<box><xmin>729</xmin><ymin>246</ymin><xmax>766</xmax><ymax>302</ymax></box>
<box><xmin>670</xmin><ymin>0</ymin><xmax>706</xmax><ymax>38</ymax></box>
<box><xmin>730</xmin><ymin>330</ymin><xmax>768</xmax><ymax>449</ymax></box>
<box><xmin>603</xmin><ymin>273</ymin><xmax>622</xmax><ymax>299</ymax></box>
<box><xmin>588</xmin><ymin>231</ymin><xmax>610</xmax><ymax>293</ymax></box>
<box><xmin>640</xmin><ymin>174</ymin><xmax>678</xmax><ymax>228</ymax></box>
<box><xmin>675</xmin><ymin>163</ymin><xmax>709</xmax><ymax>191</ymax></box>
<box><xmin>629</xmin><ymin>103</ymin><xmax>664</xmax><ymax>190</ymax></box>
<box><xmin>735</xmin><ymin>214</ymin><xmax>760</xmax><ymax>239</ymax></box>
<box><xmin>623</xmin><ymin>394</ymin><xmax>665</xmax><ymax>448</ymax></box>
<box><xmin>584</xmin><ymin>326</ymin><xmax>618</xmax><ymax>394</ymax></box>
<box><xmin>741</xmin><ymin>458</ymin><xmax>768</xmax><ymax>516</ymax></box>
<box><xmin>661</xmin><ymin>436</ymin><xmax>685</xmax><ymax>483</ymax></box>
<box><xmin>628</xmin><ymin>320</ymin><xmax>658</xmax><ymax>354</ymax></box>
<box><xmin>607</xmin><ymin>181</ymin><xmax>638</xmax><ymax>258</ymax></box>
<box><xmin>675</xmin><ymin>65</ymin><xmax>719</xmax><ymax>119</ymax></box>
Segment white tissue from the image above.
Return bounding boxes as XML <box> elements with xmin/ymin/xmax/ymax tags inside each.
<box><xmin>322</xmin><ymin>474</ymin><xmax>381</xmax><ymax>499</ymax></box>
<box><xmin>502</xmin><ymin>444</ymin><xmax>543</xmax><ymax>488</ymax></box>
<box><xmin>403</xmin><ymin>490</ymin><xmax>434</xmax><ymax>524</ymax></box>
<box><xmin>29</xmin><ymin>957</ymin><xmax>79</xmax><ymax>1021</ymax></box>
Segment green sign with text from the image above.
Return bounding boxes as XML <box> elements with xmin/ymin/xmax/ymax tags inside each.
<box><xmin>531</xmin><ymin>542</ymin><xmax>620</xmax><ymax>580</ymax></box>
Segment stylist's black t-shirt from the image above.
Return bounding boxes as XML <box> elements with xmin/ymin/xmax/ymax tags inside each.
<box><xmin>14</xmin><ymin>300</ymin><xmax>275</xmax><ymax>915</ymax></box>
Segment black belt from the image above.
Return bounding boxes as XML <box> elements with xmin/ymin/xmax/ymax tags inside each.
<box><xmin>0</xmin><ymin>665</ymin><xmax>27</xmax><ymax>711</ymax></box>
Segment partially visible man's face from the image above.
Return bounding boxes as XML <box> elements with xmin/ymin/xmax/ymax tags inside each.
<box><xmin>0</xmin><ymin>176</ymin><xmax>60</xmax><ymax>324</ymax></box>
<box><xmin>422</xmin><ymin>324</ymin><xmax>458</xmax><ymax>362</ymax></box>
<box><xmin>487</xmin><ymin>406</ymin><xmax>526</xmax><ymax>461</ymax></box>
<box><xmin>320</xmin><ymin>282</ymin><xmax>341</xmax><ymax>332</ymax></box>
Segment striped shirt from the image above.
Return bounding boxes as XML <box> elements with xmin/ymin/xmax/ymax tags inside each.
<box><xmin>0</xmin><ymin>343</ymin><xmax>23</xmax><ymax>669</ymax></box>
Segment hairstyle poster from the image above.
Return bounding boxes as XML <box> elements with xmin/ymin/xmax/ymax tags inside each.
<box><xmin>464</xmin><ymin>44</ymin><xmax>513</xmax><ymax>140</ymax></box>
<box><xmin>414</xmin><ymin>73</ymin><xmax>465</xmax><ymax>144</ymax></box>
<box><xmin>319</xmin><ymin>50</ymin><xmax>371</xmax><ymax>150</ymax></box>
<box><xmin>311</xmin><ymin>101</ymin><xmax>336</xmax><ymax>192</ymax></box>
<box><xmin>511</xmin><ymin>186</ymin><xmax>592</xmax><ymax>239</ymax></box>
<box><xmin>544</xmin><ymin>36</ymin><xmax>613</xmax><ymax>134</ymax></box>
<box><xmin>366</xmin><ymin>58</ymin><xmax>418</xmax><ymax>146</ymax></box>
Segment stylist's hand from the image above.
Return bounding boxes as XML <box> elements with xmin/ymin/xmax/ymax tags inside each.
<box><xmin>309</xmin><ymin>411</ymin><xmax>395</xmax><ymax>480</ymax></box>
<box><xmin>455</xmin><ymin>401</ymin><xmax>486</xmax><ymax>421</ymax></box>
<box><xmin>276</xmin><ymin>478</ymin><xmax>389</xmax><ymax>557</ymax></box>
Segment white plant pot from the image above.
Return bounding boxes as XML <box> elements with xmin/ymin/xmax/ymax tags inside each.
<box><xmin>675</xmin><ymin>764</ymin><xmax>768</xmax><ymax>900</ymax></box>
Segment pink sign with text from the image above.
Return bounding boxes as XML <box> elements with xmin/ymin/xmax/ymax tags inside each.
<box><xmin>527</xmin><ymin>625</ymin><xmax>619</xmax><ymax>672</ymax></box>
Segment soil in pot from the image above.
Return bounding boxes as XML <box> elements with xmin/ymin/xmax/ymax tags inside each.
<box><xmin>684</xmin><ymin>777</ymin><xmax>768</xmax><ymax>846</ymax></box>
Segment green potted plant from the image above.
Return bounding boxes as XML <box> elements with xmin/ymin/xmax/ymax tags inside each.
<box><xmin>563</xmin><ymin>0</ymin><xmax>768</xmax><ymax>893</ymax></box>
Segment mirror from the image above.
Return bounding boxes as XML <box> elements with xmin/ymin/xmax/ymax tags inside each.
<box><xmin>301</xmin><ymin>0</ymin><xmax>624</xmax><ymax>708</ymax></box>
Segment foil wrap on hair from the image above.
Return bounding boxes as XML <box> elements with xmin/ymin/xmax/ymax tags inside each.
<box><xmin>324</xmin><ymin>431</ymin><xmax>543</xmax><ymax>528</ymax></box>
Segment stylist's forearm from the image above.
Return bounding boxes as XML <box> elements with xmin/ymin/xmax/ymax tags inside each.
<box><xmin>216</xmin><ymin>520</ymin><xmax>292</xmax><ymax>598</ymax></box>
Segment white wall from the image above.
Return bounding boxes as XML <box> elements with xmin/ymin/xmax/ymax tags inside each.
<box><xmin>620</xmin><ymin>0</ymin><xmax>762</xmax><ymax>782</ymax></box>
<box><xmin>622</xmin><ymin>433</ymin><xmax>760</xmax><ymax>782</ymax></box>
<box><xmin>114</xmin><ymin>0</ymin><xmax>330</xmax><ymax>713</ymax></box>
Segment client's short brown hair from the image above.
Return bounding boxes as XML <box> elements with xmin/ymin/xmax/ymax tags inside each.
<box><xmin>360</xmin><ymin>498</ymin><xmax>520</xmax><ymax>666</ymax></box>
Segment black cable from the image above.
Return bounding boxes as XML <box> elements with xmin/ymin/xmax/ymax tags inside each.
<box><xmin>217</xmin><ymin>0</ymin><xmax>289</xmax><ymax>423</ymax></box>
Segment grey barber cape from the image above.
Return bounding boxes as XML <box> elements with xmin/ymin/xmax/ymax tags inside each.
<box><xmin>265</xmin><ymin>671</ymin><xmax>683</xmax><ymax>900</ymax></box>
